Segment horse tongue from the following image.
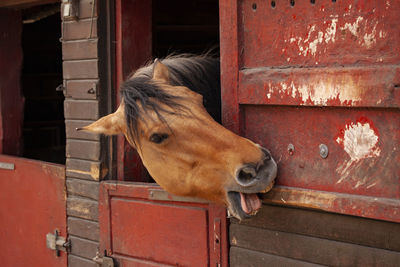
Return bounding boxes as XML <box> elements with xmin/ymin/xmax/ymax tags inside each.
<box><xmin>239</xmin><ymin>192</ymin><xmax>261</xmax><ymax>214</ymax></box>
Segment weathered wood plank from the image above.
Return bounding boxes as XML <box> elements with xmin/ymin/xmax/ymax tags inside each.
<box><xmin>260</xmin><ymin>186</ymin><xmax>400</xmax><ymax>224</ymax></box>
<box><xmin>68</xmin><ymin>255</ymin><xmax>97</xmax><ymax>267</ymax></box>
<box><xmin>232</xmin><ymin>204</ymin><xmax>400</xmax><ymax>252</ymax></box>
<box><xmin>230</xmin><ymin>224</ymin><xmax>400</xmax><ymax>267</ymax></box>
<box><xmin>66</xmin><ymin>158</ymin><xmax>102</xmax><ymax>181</ymax></box>
<box><xmin>63</xmin><ymin>60</ymin><xmax>98</xmax><ymax>79</ymax></box>
<box><xmin>64</xmin><ymin>99</ymin><xmax>99</xmax><ymax>120</ymax></box>
<box><xmin>66</xmin><ymin>139</ymin><xmax>100</xmax><ymax>161</ymax></box>
<box><xmin>230</xmin><ymin>246</ymin><xmax>324</xmax><ymax>267</ymax></box>
<box><xmin>67</xmin><ymin>178</ymin><xmax>99</xmax><ymax>200</ymax></box>
<box><xmin>239</xmin><ymin>0</ymin><xmax>400</xmax><ymax>68</ymax></box>
<box><xmin>239</xmin><ymin>66</ymin><xmax>400</xmax><ymax>108</ymax></box>
<box><xmin>65</xmin><ymin>80</ymin><xmax>98</xmax><ymax>100</ymax></box>
<box><xmin>68</xmin><ymin>217</ymin><xmax>99</xmax><ymax>242</ymax></box>
<box><xmin>65</xmin><ymin>120</ymin><xmax>100</xmax><ymax>141</ymax></box>
<box><xmin>77</xmin><ymin>0</ymin><xmax>98</xmax><ymax>19</ymax></box>
<box><xmin>62</xmin><ymin>40</ymin><xmax>98</xmax><ymax>60</ymax></box>
<box><xmin>67</xmin><ymin>197</ymin><xmax>98</xmax><ymax>221</ymax></box>
<box><xmin>69</xmin><ymin>236</ymin><xmax>98</xmax><ymax>260</ymax></box>
<box><xmin>62</xmin><ymin>19</ymin><xmax>97</xmax><ymax>41</ymax></box>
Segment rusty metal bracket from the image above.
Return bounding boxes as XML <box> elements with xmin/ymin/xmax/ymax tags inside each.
<box><xmin>46</xmin><ymin>230</ymin><xmax>70</xmax><ymax>257</ymax></box>
<box><xmin>0</xmin><ymin>162</ymin><xmax>14</xmax><ymax>170</ymax></box>
<box><xmin>61</xmin><ymin>0</ymin><xmax>79</xmax><ymax>21</ymax></box>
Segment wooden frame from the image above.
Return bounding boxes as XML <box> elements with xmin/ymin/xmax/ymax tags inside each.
<box><xmin>0</xmin><ymin>0</ymin><xmax>58</xmax><ymax>9</ymax></box>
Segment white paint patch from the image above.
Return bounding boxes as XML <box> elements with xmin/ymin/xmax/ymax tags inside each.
<box><xmin>336</xmin><ymin>122</ymin><xmax>381</xmax><ymax>185</ymax></box>
<box><xmin>340</xmin><ymin>17</ymin><xmax>382</xmax><ymax>49</ymax></box>
<box><xmin>340</xmin><ymin>16</ymin><xmax>364</xmax><ymax>36</ymax></box>
<box><xmin>287</xmin><ymin>19</ymin><xmax>338</xmax><ymax>57</ymax></box>
<box><xmin>363</xmin><ymin>22</ymin><xmax>378</xmax><ymax>49</ymax></box>
<box><xmin>325</xmin><ymin>19</ymin><xmax>338</xmax><ymax>43</ymax></box>
<box><xmin>337</xmin><ymin>122</ymin><xmax>381</xmax><ymax>161</ymax></box>
<box><xmin>269</xmin><ymin>77</ymin><xmax>361</xmax><ymax>106</ymax></box>
<box><xmin>379</xmin><ymin>30</ymin><xmax>387</xmax><ymax>39</ymax></box>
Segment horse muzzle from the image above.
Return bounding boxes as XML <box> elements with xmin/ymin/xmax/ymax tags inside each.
<box><xmin>226</xmin><ymin>147</ymin><xmax>277</xmax><ymax>220</ymax></box>
<box><xmin>235</xmin><ymin>148</ymin><xmax>277</xmax><ymax>191</ymax></box>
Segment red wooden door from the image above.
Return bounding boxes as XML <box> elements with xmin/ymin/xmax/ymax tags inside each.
<box><xmin>0</xmin><ymin>155</ymin><xmax>67</xmax><ymax>266</ymax></box>
<box><xmin>0</xmin><ymin>8</ymin><xmax>67</xmax><ymax>266</ymax></box>
<box><xmin>99</xmin><ymin>182</ymin><xmax>228</xmax><ymax>266</ymax></box>
<box><xmin>220</xmin><ymin>0</ymin><xmax>399</xmax><ymax>223</ymax></box>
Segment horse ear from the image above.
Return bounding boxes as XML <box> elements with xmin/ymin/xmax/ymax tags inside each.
<box><xmin>77</xmin><ymin>102</ymin><xmax>126</xmax><ymax>135</ymax></box>
<box><xmin>152</xmin><ymin>59</ymin><xmax>170</xmax><ymax>84</ymax></box>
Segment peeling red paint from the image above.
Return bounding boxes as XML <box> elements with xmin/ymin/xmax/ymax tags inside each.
<box><xmin>222</xmin><ymin>0</ymin><xmax>400</xmax><ymax>222</ymax></box>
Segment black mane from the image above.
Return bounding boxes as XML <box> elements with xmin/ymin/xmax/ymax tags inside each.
<box><xmin>120</xmin><ymin>54</ymin><xmax>221</xmax><ymax>143</ymax></box>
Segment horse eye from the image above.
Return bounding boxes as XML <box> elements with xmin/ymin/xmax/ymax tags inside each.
<box><xmin>149</xmin><ymin>133</ymin><xmax>169</xmax><ymax>144</ymax></box>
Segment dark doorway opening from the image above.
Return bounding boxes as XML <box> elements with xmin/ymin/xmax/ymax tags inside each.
<box><xmin>116</xmin><ymin>0</ymin><xmax>220</xmax><ymax>181</ymax></box>
<box><xmin>153</xmin><ymin>0</ymin><xmax>220</xmax><ymax>58</ymax></box>
<box><xmin>21</xmin><ymin>5</ymin><xmax>65</xmax><ymax>164</ymax></box>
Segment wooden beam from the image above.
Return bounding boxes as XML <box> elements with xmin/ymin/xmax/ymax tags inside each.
<box><xmin>0</xmin><ymin>0</ymin><xmax>58</xmax><ymax>9</ymax></box>
<box><xmin>262</xmin><ymin>186</ymin><xmax>400</xmax><ymax>223</ymax></box>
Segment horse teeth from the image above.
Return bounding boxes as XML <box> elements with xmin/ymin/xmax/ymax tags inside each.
<box><xmin>260</xmin><ymin>184</ymin><xmax>274</xmax><ymax>193</ymax></box>
<box><xmin>250</xmin><ymin>210</ymin><xmax>259</xmax><ymax>216</ymax></box>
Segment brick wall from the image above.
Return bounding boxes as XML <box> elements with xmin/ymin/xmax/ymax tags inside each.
<box><xmin>61</xmin><ymin>1</ymin><xmax>114</xmax><ymax>266</ymax></box>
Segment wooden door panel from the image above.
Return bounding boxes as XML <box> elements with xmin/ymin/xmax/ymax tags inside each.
<box><xmin>111</xmin><ymin>199</ymin><xmax>208</xmax><ymax>266</ymax></box>
<box><xmin>100</xmin><ymin>182</ymin><xmax>228</xmax><ymax>267</ymax></box>
<box><xmin>238</xmin><ymin>0</ymin><xmax>400</xmax><ymax>68</ymax></box>
<box><xmin>220</xmin><ymin>0</ymin><xmax>400</xmax><ymax>222</ymax></box>
<box><xmin>243</xmin><ymin>106</ymin><xmax>399</xmax><ymax>199</ymax></box>
<box><xmin>0</xmin><ymin>154</ymin><xmax>67</xmax><ymax>266</ymax></box>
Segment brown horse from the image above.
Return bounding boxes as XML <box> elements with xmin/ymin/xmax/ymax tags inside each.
<box><xmin>79</xmin><ymin>55</ymin><xmax>277</xmax><ymax>220</ymax></box>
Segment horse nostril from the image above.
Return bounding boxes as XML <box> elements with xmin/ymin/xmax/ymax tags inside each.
<box><xmin>237</xmin><ymin>166</ymin><xmax>257</xmax><ymax>186</ymax></box>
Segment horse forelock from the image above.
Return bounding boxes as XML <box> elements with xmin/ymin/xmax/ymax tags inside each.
<box><xmin>119</xmin><ymin>54</ymin><xmax>221</xmax><ymax>146</ymax></box>
<box><xmin>120</xmin><ymin>77</ymin><xmax>185</xmax><ymax>147</ymax></box>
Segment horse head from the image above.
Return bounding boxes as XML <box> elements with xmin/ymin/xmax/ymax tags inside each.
<box><xmin>79</xmin><ymin>56</ymin><xmax>277</xmax><ymax>220</ymax></box>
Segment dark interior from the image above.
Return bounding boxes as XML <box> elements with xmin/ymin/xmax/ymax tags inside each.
<box><xmin>21</xmin><ymin>6</ymin><xmax>65</xmax><ymax>164</ymax></box>
<box><xmin>152</xmin><ymin>0</ymin><xmax>219</xmax><ymax>57</ymax></box>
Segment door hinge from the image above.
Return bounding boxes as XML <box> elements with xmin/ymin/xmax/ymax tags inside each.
<box><xmin>93</xmin><ymin>251</ymin><xmax>115</xmax><ymax>267</ymax></box>
<box><xmin>46</xmin><ymin>230</ymin><xmax>70</xmax><ymax>257</ymax></box>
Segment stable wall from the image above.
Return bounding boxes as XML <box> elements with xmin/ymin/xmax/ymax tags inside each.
<box><xmin>62</xmin><ymin>0</ymin><xmax>113</xmax><ymax>265</ymax></box>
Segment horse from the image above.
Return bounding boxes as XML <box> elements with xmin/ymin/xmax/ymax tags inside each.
<box><xmin>79</xmin><ymin>54</ymin><xmax>277</xmax><ymax>220</ymax></box>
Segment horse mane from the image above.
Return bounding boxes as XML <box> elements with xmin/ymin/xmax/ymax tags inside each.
<box><xmin>120</xmin><ymin>54</ymin><xmax>221</xmax><ymax>144</ymax></box>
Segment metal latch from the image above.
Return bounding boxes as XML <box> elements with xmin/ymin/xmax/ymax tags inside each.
<box><xmin>46</xmin><ymin>230</ymin><xmax>70</xmax><ymax>256</ymax></box>
<box><xmin>93</xmin><ymin>251</ymin><xmax>115</xmax><ymax>267</ymax></box>
<box><xmin>61</xmin><ymin>0</ymin><xmax>79</xmax><ymax>21</ymax></box>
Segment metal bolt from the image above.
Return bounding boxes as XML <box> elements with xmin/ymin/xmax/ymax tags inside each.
<box><xmin>319</xmin><ymin>144</ymin><xmax>329</xmax><ymax>159</ymax></box>
<box><xmin>287</xmin><ymin>144</ymin><xmax>295</xmax><ymax>155</ymax></box>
